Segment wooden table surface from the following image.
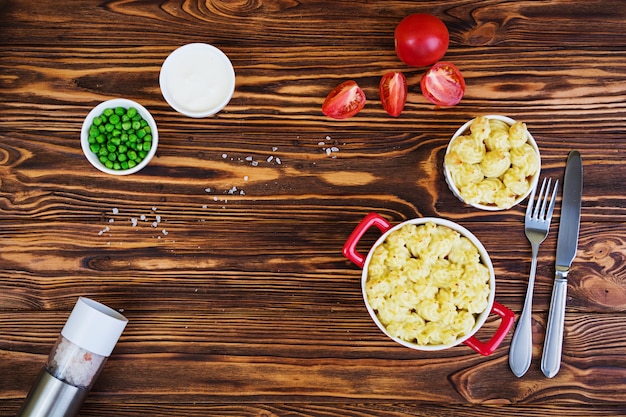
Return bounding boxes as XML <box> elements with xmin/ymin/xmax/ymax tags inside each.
<box><xmin>1</xmin><ymin>1</ymin><xmax>625</xmax><ymax>416</ymax></box>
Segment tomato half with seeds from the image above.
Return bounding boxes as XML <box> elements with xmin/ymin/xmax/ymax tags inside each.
<box><xmin>322</xmin><ymin>80</ymin><xmax>366</xmax><ymax>119</ymax></box>
<box><xmin>420</xmin><ymin>62</ymin><xmax>465</xmax><ymax>106</ymax></box>
<box><xmin>380</xmin><ymin>71</ymin><xmax>407</xmax><ymax>117</ymax></box>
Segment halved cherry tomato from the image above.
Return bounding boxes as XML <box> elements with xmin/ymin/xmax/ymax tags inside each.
<box><xmin>322</xmin><ymin>80</ymin><xmax>366</xmax><ymax>119</ymax></box>
<box><xmin>379</xmin><ymin>71</ymin><xmax>407</xmax><ymax>117</ymax></box>
<box><xmin>420</xmin><ymin>62</ymin><xmax>465</xmax><ymax>106</ymax></box>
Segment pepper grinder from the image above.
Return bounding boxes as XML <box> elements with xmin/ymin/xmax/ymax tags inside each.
<box><xmin>18</xmin><ymin>297</ymin><xmax>128</xmax><ymax>417</ymax></box>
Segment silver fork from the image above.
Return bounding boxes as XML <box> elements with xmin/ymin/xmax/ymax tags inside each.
<box><xmin>509</xmin><ymin>177</ymin><xmax>558</xmax><ymax>377</ymax></box>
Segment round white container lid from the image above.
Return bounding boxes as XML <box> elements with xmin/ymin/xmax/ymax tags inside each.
<box><xmin>61</xmin><ymin>297</ymin><xmax>128</xmax><ymax>357</ymax></box>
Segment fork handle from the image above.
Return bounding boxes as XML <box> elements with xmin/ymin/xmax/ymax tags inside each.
<box><xmin>541</xmin><ymin>275</ymin><xmax>568</xmax><ymax>378</ymax></box>
<box><xmin>508</xmin><ymin>250</ymin><xmax>538</xmax><ymax>377</ymax></box>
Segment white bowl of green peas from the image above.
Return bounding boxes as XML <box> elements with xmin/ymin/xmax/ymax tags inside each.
<box><xmin>81</xmin><ymin>98</ymin><xmax>158</xmax><ymax>175</ymax></box>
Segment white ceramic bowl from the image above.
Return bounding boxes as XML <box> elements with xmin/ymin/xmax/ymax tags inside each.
<box><xmin>159</xmin><ymin>43</ymin><xmax>236</xmax><ymax>118</ymax></box>
<box><xmin>81</xmin><ymin>98</ymin><xmax>158</xmax><ymax>175</ymax></box>
<box><xmin>443</xmin><ymin>115</ymin><xmax>541</xmax><ymax>211</ymax></box>
<box><xmin>343</xmin><ymin>212</ymin><xmax>514</xmax><ymax>355</ymax></box>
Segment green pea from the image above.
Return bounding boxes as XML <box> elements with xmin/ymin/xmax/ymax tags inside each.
<box><xmin>89</xmin><ymin>144</ymin><xmax>100</xmax><ymax>153</ymax></box>
<box><xmin>114</xmin><ymin>107</ymin><xmax>125</xmax><ymax>115</ymax></box>
<box><xmin>109</xmin><ymin>114</ymin><xmax>120</xmax><ymax>125</ymax></box>
<box><xmin>127</xmin><ymin>107</ymin><xmax>137</xmax><ymax>118</ymax></box>
<box><xmin>103</xmin><ymin>108</ymin><xmax>114</xmax><ymax>117</ymax></box>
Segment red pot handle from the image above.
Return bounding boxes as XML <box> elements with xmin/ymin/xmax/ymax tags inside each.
<box><xmin>463</xmin><ymin>301</ymin><xmax>515</xmax><ymax>356</ymax></box>
<box><xmin>342</xmin><ymin>212</ymin><xmax>391</xmax><ymax>268</ymax></box>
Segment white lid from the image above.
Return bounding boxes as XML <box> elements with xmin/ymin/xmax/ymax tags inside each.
<box><xmin>61</xmin><ymin>297</ymin><xmax>128</xmax><ymax>357</ymax></box>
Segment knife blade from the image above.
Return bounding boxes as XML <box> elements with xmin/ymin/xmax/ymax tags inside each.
<box><xmin>541</xmin><ymin>150</ymin><xmax>583</xmax><ymax>378</ymax></box>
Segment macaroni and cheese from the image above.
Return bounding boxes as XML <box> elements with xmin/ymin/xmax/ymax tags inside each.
<box><xmin>366</xmin><ymin>222</ymin><xmax>491</xmax><ymax>346</ymax></box>
<box><xmin>445</xmin><ymin>116</ymin><xmax>540</xmax><ymax>209</ymax></box>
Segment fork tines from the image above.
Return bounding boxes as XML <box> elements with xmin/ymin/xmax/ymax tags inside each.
<box><xmin>527</xmin><ymin>178</ymin><xmax>559</xmax><ymax>221</ymax></box>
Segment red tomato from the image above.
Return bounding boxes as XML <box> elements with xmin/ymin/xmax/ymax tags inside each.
<box><xmin>394</xmin><ymin>14</ymin><xmax>449</xmax><ymax>68</ymax></box>
<box><xmin>420</xmin><ymin>62</ymin><xmax>465</xmax><ymax>106</ymax></box>
<box><xmin>379</xmin><ymin>71</ymin><xmax>407</xmax><ymax>117</ymax></box>
<box><xmin>322</xmin><ymin>80</ymin><xmax>366</xmax><ymax>119</ymax></box>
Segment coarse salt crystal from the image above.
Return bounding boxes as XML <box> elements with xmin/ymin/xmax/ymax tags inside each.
<box><xmin>213</xmin><ymin>196</ymin><xmax>218</xmax><ymax>201</ymax></box>
<box><xmin>245</xmin><ymin>156</ymin><xmax>253</xmax><ymax>161</ymax></box>
<box><xmin>326</xmin><ymin>148</ymin><xmax>332</xmax><ymax>156</ymax></box>
<box><xmin>331</xmin><ymin>146</ymin><xmax>339</xmax><ymax>152</ymax></box>
<box><xmin>202</xmin><ymin>204</ymin><xmax>208</xmax><ymax>209</ymax></box>
<box><xmin>251</xmin><ymin>161</ymin><xmax>259</xmax><ymax>166</ymax></box>
<box><xmin>267</xmin><ymin>155</ymin><xmax>274</xmax><ymax>163</ymax></box>
<box><xmin>276</xmin><ymin>157</ymin><xmax>281</xmax><ymax>164</ymax></box>
<box><xmin>152</xmin><ymin>207</ymin><xmax>157</xmax><ymax>211</ymax></box>
<box><xmin>318</xmin><ymin>141</ymin><xmax>325</xmax><ymax>146</ymax></box>
<box><xmin>222</xmin><ymin>153</ymin><xmax>227</xmax><ymax>159</ymax></box>
<box><xmin>244</xmin><ymin>176</ymin><xmax>249</xmax><ymax>181</ymax></box>
<box><xmin>151</xmin><ymin>221</ymin><xmax>158</xmax><ymax>228</ymax></box>
<box><xmin>112</xmin><ymin>208</ymin><xmax>119</xmax><ymax>215</ymax></box>
<box><xmin>205</xmin><ymin>187</ymin><xmax>211</xmax><ymax>193</ymax></box>
<box><xmin>272</xmin><ymin>147</ymin><xmax>278</xmax><ymax>152</ymax></box>
<box><xmin>108</xmin><ymin>218</ymin><xmax>114</xmax><ymax>223</ymax></box>
<box><xmin>162</xmin><ymin>229</ymin><xmax>168</xmax><ymax>235</ymax></box>
<box><xmin>131</xmin><ymin>218</ymin><xmax>138</xmax><ymax>227</ymax></box>
<box><xmin>240</xmin><ymin>190</ymin><xmax>245</xmax><ymax>195</ymax></box>
<box><xmin>140</xmin><ymin>214</ymin><xmax>146</xmax><ymax>221</ymax></box>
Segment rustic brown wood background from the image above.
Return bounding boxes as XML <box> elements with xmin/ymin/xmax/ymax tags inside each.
<box><xmin>1</xmin><ymin>0</ymin><xmax>625</xmax><ymax>416</ymax></box>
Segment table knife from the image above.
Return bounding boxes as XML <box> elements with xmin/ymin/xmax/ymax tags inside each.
<box><xmin>541</xmin><ymin>150</ymin><xmax>583</xmax><ymax>378</ymax></box>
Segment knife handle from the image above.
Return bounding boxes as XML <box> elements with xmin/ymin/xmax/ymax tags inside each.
<box><xmin>541</xmin><ymin>276</ymin><xmax>568</xmax><ymax>378</ymax></box>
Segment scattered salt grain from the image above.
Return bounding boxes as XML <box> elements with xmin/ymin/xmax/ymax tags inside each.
<box><xmin>98</xmin><ymin>226</ymin><xmax>110</xmax><ymax>236</ymax></box>
<box><xmin>140</xmin><ymin>214</ymin><xmax>146</xmax><ymax>221</ymax></box>
<box><xmin>318</xmin><ymin>141</ymin><xmax>325</xmax><ymax>146</ymax></box>
<box><xmin>152</xmin><ymin>207</ymin><xmax>157</xmax><ymax>212</ymax></box>
<box><xmin>156</xmin><ymin>215</ymin><xmax>161</xmax><ymax>223</ymax></box>
<box><xmin>272</xmin><ymin>147</ymin><xmax>278</xmax><ymax>152</ymax></box>
<box><xmin>240</xmin><ymin>190</ymin><xmax>245</xmax><ymax>195</ymax></box>
<box><xmin>162</xmin><ymin>229</ymin><xmax>168</xmax><ymax>236</ymax></box>
<box><xmin>222</xmin><ymin>153</ymin><xmax>227</xmax><ymax>159</ymax></box>
<box><xmin>251</xmin><ymin>161</ymin><xmax>259</xmax><ymax>167</ymax></box>
<box><xmin>245</xmin><ymin>156</ymin><xmax>253</xmax><ymax>161</ymax></box>
<box><xmin>112</xmin><ymin>208</ymin><xmax>119</xmax><ymax>215</ymax></box>
<box><xmin>267</xmin><ymin>155</ymin><xmax>274</xmax><ymax>163</ymax></box>
<box><xmin>276</xmin><ymin>157</ymin><xmax>282</xmax><ymax>164</ymax></box>
<box><xmin>108</xmin><ymin>218</ymin><xmax>114</xmax><ymax>223</ymax></box>
<box><xmin>227</xmin><ymin>186</ymin><xmax>238</xmax><ymax>194</ymax></box>
<box><xmin>213</xmin><ymin>196</ymin><xmax>218</xmax><ymax>201</ymax></box>
<box><xmin>130</xmin><ymin>218</ymin><xmax>138</xmax><ymax>227</ymax></box>
<box><xmin>202</xmin><ymin>204</ymin><xmax>208</xmax><ymax>209</ymax></box>
<box><xmin>151</xmin><ymin>221</ymin><xmax>158</xmax><ymax>228</ymax></box>
<box><xmin>205</xmin><ymin>188</ymin><xmax>211</xmax><ymax>193</ymax></box>
<box><xmin>244</xmin><ymin>176</ymin><xmax>249</xmax><ymax>181</ymax></box>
